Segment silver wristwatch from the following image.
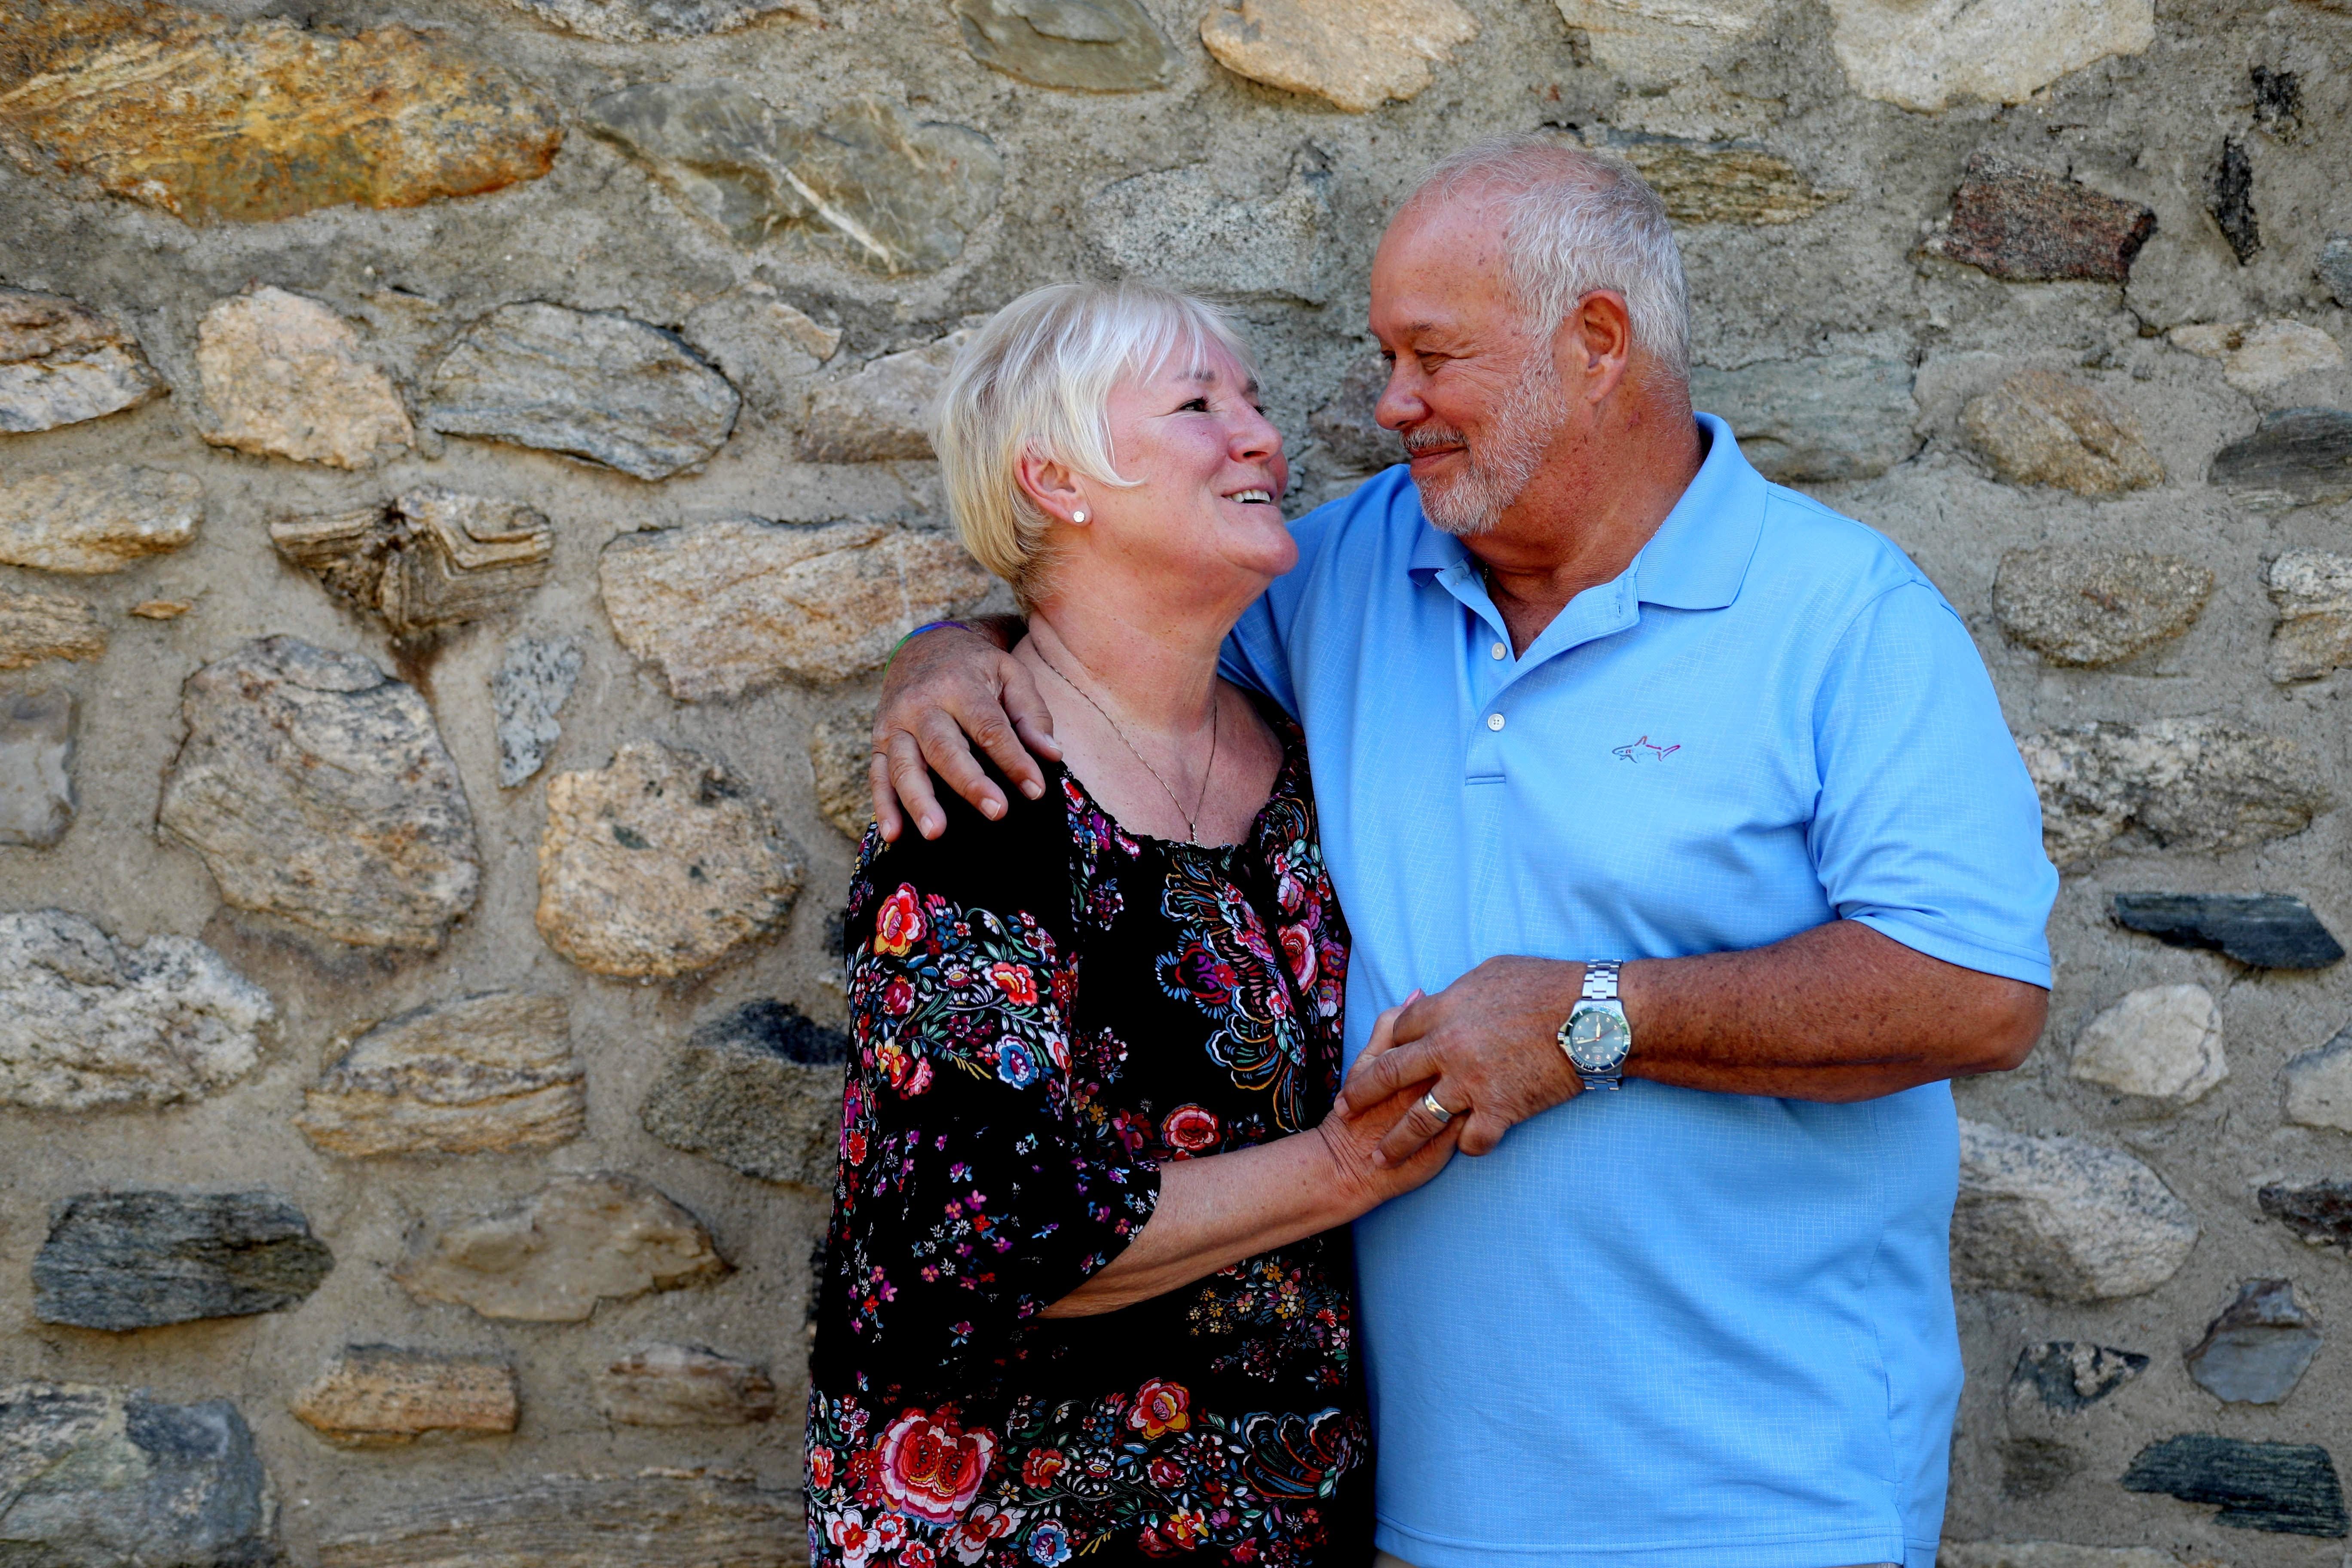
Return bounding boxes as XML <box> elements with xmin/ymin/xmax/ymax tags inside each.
<box><xmin>1558</xmin><ymin>960</ymin><xmax>1633</xmax><ymax>1091</ymax></box>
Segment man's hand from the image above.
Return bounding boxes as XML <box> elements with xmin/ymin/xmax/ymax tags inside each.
<box><xmin>1336</xmin><ymin>958</ymin><xmax>1584</xmax><ymax>1166</ymax></box>
<box><xmin>870</xmin><ymin>619</ymin><xmax>1060</xmax><ymax>841</ymax></box>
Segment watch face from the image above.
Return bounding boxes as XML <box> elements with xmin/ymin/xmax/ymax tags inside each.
<box><xmin>1567</xmin><ymin>1006</ymin><xmax>1631</xmax><ymax>1069</ymax></box>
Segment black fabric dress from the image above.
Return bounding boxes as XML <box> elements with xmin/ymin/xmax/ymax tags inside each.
<box><xmin>805</xmin><ymin>716</ymin><xmax>1370</xmax><ymax>1568</ymax></box>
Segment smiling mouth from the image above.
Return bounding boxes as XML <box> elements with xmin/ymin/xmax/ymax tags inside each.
<box><xmin>1228</xmin><ymin>489</ymin><xmax>1275</xmax><ymax>505</ymax></box>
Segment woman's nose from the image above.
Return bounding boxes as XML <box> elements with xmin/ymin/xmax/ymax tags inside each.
<box><xmin>1230</xmin><ymin>405</ymin><xmax>1283</xmax><ymax>460</ymax></box>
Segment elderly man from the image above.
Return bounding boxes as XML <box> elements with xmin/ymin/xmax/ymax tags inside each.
<box><xmin>868</xmin><ymin>135</ymin><xmax>2055</xmax><ymax>1568</ymax></box>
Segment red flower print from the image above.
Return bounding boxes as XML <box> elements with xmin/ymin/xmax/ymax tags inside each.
<box><xmin>949</xmin><ymin>1503</ymin><xmax>1019</xmax><ymax>1566</ymax></box>
<box><xmin>1165</xmin><ymin>1508</ymin><xmax>1208</xmax><ymax>1548</ymax></box>
<box><xmin>1275</xmin><ymin>868</ymin><xmax>1305</xmax><ymax>914</ymax></box>
<box><xmin>874</xmin><ymin>884</ymin><xmax>924</xmax><ymax>956</ymax></box>
<box><xmin>1127</xmin><ymin>1378</ymin><xmax>1191</xmax><ymax>1439</ymax></box>
<box><xmin>1147</xmin><ymin>1455</ymin><xmax>1184</xmax><ymax>1488</ymax></box>
<box><xmin>989</xmin><ymin>962</ymin><xmax>1039</xmax><ymax>1007</ymax></box>
<box><xmin>828</xmin><ymin>1509</ymin><xmax>876</xmax><ymax>1568</ymax></box>
<box><xmin>1277</xmin><ymin>924</ymin><xmax>1315</xmax><ymax>989</ymax></box>
<box><xmin>882</xmin><ymin>977</ymin><xmax>915</xmax><ymax>1017</ymax></box>
<box><xmin>877</xmin><ymin>1409</ymin><xmax>996</xmax><ymax>1525</ymax></box>
<box><xmin>809</xmin><ymin>1445</ymin><xmax>836</xmax><ymax>1489</ymax></box>
<box><xmin>1021</xmin><ymin>1446</ymin><xmax>1066</xmax><ymax>1488</ymax></box>
<box><xmin>898</xmin><ymin>1543</ymin><xmax>936</xmax><ymax>1568</ymax></box>
<box><xmin>1160</xmin><ymin>1105</ymin><xmax>1220</xmax><ymax>1157</ymax></box>
<box><xmin>872</xmin><ymin>1515</ymin><xmax>908</xmax><ymax>1551</ymax></box>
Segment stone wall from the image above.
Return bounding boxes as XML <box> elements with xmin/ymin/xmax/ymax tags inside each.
<box><xmin>1</xmin><ymin>0</ymin><xmax>2349</xmax><ymax>1563</ymax></box>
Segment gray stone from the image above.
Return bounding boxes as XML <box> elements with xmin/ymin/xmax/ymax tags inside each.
<box><xmin>0</xmin><ymin>1383</ymin><xmax>273</xmax><ymax>1567</ymax></box>
<box><xmin>290</xmin><ymin>1348</ymin><xmax>518</xmax><ymax>1446</ymax></box>
<box><xmin>1999</xmin><ymin>1437</ymin><xmax>2082</xmax><ymax>1500</ymax></box>
<box><xmin>492</xmin><ymin>637</ymin><xmax>583</xmax><ymax>788</ymax></box>
<box><xmin>1092</xmin><ymin>163</ymin><xmax>1334</xmax><ymax>303</ymax></box>
<box><xmin>1551</xmin><ymin>0</ymin><xmax>1773</xmax><ymax>88</ymax></box>
<box><xmin>1578</xmin><ymin>129</ymin><xmax>1849</xmax><ymax>228</ymax></box>
<box><xmin>2259</xmin><ymin>1179</ymin><xmax>2352</xmax><ymax>1251</ymax></box>
<box><xmin>318</xmin><ymin>1470</ymin><xmax>801</xmax><ymax>1568</ymax></box>
<box><xmin>2114</xmin><ymin>892</ymin><xmax>2344</xmax><ymax>969</ymax></box>
<box><xmin>1200</xmin><ymin>0</ymin><xmax>1479</xmax><ymax>113</ymax></box>
<box><xmin>2069</xmin><ymin>983</ymin><xmax>2226</xmax><ymax>1103</ymax></box>
<box><xmin>34</xmin><ymin>1191</ymin><xmax>333</xmax><ymax>1330</ymax></box>
<box><xmin>0</xmin><ymin>909</ymin><xmax>273</xmax><ymax>1112</ymax></box>
<box><xmin>1691</xmin><ymin>356</ymin><xmax>1916</xmax><ymax>481</ymax></box>
<box><xmin>0</xmin><ymin>588</ymin><xmax>105</xmax><ymax>671</ymax></box>
<box><xmin>0</xmin><ymin>689</ymin><xmax>74</xmax><ymax>848</ymax></box>
<box><xmin>2283</xmin><ymin>1028</ymin><xmax>2352</xmax><ymax>1132</ymax></box>
<box><xmin>1311</xmin><ymin>356</ymin><xmax>1402</xmax><ymax>475</ymax></box>
<box><xmin>797</xmin><ymin>330</ymin><xmax>967</xmax><ymax>462</ymax></box>
<box><xmin>495</xmin><ymin>0</ymin><xmax>810</xmax><ymax>40</ymax></box>
<box><xmin>392</xmin><ymin>1172</ymin><xmax>727</xmax><ymax>1323</ymax></box>
<box><xmin>2186</xmin><ymin>1279</ymin><xmax>2321</xmax><ymax>1405</ymax></box>
<box><xmin>1937</xmin><ymin>1547</ymin><xmax>2184</xmax><ymax>1568</ymax></box>
<box><xmin>158</xmin><ymin>638</ymin><xmax>481</xmax><ymax>951</ymax></box>
<box><xmin>1951</xmin><ymin>1119</ymin><xmax>2198</xmax><ymax>1301</ymax></box>
<box><xmin>0</xmin><ymin>466</ymin><xmax>203</xmax><ymax>575</ymax></box>
<box><xmin>1822</xmin><ymin>0</ymin><xmax>2153</xmax><ymax>112</ymax></box>
<box><xmin>679</xmin><ymin>292</ymin><xmax>836</xmax><ymax>415</ymax></box>
<box><xmin>2018</xmin><ymin>719</ymin><xmax>2328</xmax><ymax>868</ymax></box>
<box><xmin>271</xmin><ymin>490</ymin><xmax>553</xmax><ymax>639</ymax></box>
<box><xmin>1925</xmin><ymin>153</ymin><xmax>2157</xmax><ymax>283</ymax></box>
<box><xmin>2211</xmin><ymin>408</ymin><xmax>2352</xmax><ymax>512</ymax></box>
<box><xmin>592</xmin><ymin>1343</ymin><xmax>778</xmax><ymax>1426</ymax></box>
<box><xmin>1964</xmin><ymin>370</ymin><xmax>2163</xmax><ymax>496</ymax></box>
<box><xmin>954</xmin><ymin>0</ymin><xmax>1177</xmax><ymax>91</ymax></box>
<box><xmin>294</xmin><ymin>991</ymin><xmax>583</xmax><ymax>1158</ymax></box>
<box><xmin>2209</xmin><ymin>137</ymin><xmax>2259</xmax><ymax>265</ymax></box>
<box><xmin>2121</xmin><ymin>1435</ymin><xmax>2346</xmax><ymax>1536</ymax></box>
<box><xmin>0</xmin><ymin>287</ymin><xmax>166</xmax><ymax>434</ymax></box>
<box><xmin>808</xmin><ymin>714</ymin><xmax>873</xmax><ymax>840</ymax></box>
<box><xmin>2321</xmin><ymin>235</ymin><xmax>2352</xmax><ymax>308</ymax></box>
<box><xmin>425</xmin><ymin>303</ymin><xmax>740</xmax><ymax>482</ymax></box>
<box><xmin>1992</xmin><ymin>547</ymin><xmax>2210</xmax><ymax>667</ymax></box>
<box><xmin>584</xmin><ymin>86</ymin><xmax>1004</xmax><ymax>276</ymax></box>
<box><xmin>196</xmin><ymin>288</ymin><xmax>415</xmax><ymax>471</ymax></box>
<box><xmin>2007</xmin><ymin>1341</ymin><xmax>2149</xmax><ymax>1412</ymax></box>
<box><xmin>2265</xmin><ymin>549</ymin><xmax>2352</xmax><ymax>681</ymax></box>
<box><xmin>640</xmin><ymin>1000</ymin><xmax>848</xmax><ymax>1186</ymax></box>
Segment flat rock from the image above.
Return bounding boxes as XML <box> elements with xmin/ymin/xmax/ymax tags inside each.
<box><xmin>392</xmin><ymin>1172</ymin><xmax>726</xmax><ymax>1323</ymax></box>
<box><xmin>157</xmin><ymin>637</ymin><xmax>481</xmax><ymax>951</ymax></box>
<box><xmin>1951</xmin><ymin>1119</ymin><xmax>2198</xmax><ymax>1301</ymax></box>
<box><xmin>1690</xmin><ymin>355</ymin><xmax>1917</xmax><ymax>481</ymax></box>
<box><xmin>2210</xmin><ymin>408</ymin><xmax>2352</xmax><ymax>511</ymax></box>
<box><xmin>295</xmin><ymin>990</ymin><xmax>583</xmax><ymax>1158</ymax></box>
<box><xmin>1823</xmin><ymin>0</ymin><xmax>2152</xmax><ymax>112</ymax></box>
<box><xmin>1993</xmin><ymin>547</ymin><xmax>2209</xmax><ymax>667</ymax></box>
<box><xmin>2018</xmin><ymin>719</ymin><xmax>2326</xmax><ymax>867</ymax></box>
<box><xmin>2122</xmin><ymin>1435</ymin><xmax>2346</xmax><ymax>1536</ymax></box>
<box><xmin>2171</xmin><ymin>319</ymin><xmax>2344</xmax><ymax>392</ymax></box>
<box><xmin>1092</xmin><ymin>163</ymin><xmax>1333</xmax><ymax>304</ymax></box>
<box><xmin>196</xmin><ymin>288</ymin><xmax>413</xmax><ymax>470</ymax></box>
<box><xmin>600</xmin><ymin>517</ymin><xmax>999</xmax><ymax>697</ymax></box>
<box><xmin>34</xmin><ymin>1190</ymin><xmax>332</xmax><ymax>1330</ymax></box>
<box><xmin>0</xmin><ymin>588</ymin><xmax>106</xmax><ymax>671</ymax></box>
<box><xmin>808</xmin><ymin>715</ymin><xmax>873</xmax><ymax>840</ymax></box>
<box><xmin>271</xmin><ymin>489</ymin><xmax>553</xmax><ymax>637</ymax></box>
<box><xmin>1552</xmin><ymin>0</ymin><xmax>1775</xmax><ymax>87</ymax></box>
<box><xmin>536</xmin><ymin>743</ymin><xmax>803</xmax><ymax>979</ymax></box>
<box><xmin>1938</xmin><ymin>1547</ymin><xmax>2189</xmax><ymax>1568</ymax></box>
<box><xmin>492</xmin><ymin>636</ymin><xmax>583</xmax><ymax>788</ymax></box>
<box><xmin>1311</xmin><ymin>356</ymin><xmax>1402</xmax><ymax>475</ymax></box>
<box><xmin>2070</xmin><ymin>983</ymin><xmax>2226</xmax><ymax>1103</ymax></box>
<box><xmin>0</xmin><ymin>288</ymin><xmax>166</xmax><ymax>432</ymax></box>
<box><xmin>0</xmin><ymin>908</ymin><xmax>273</xmax><ymax>1112</ymax></box>
<box><xmin>291</xmin><ymin>1348</ymin><xmax>518</xmax><ymax>1445</ymax></box>
<box><xmin>639</xmin><ymin>999</ymin><xmax>849</xmax><ymax>1186</ymax></box>
<box><xmin>1200</xmin><ymin>0</ymin><xmax>1478</xmax><ymax>113</ymax></box>
<box><xmin>796</xmin><ymin>331</ymin><xmax>968</xmax><ymax>463</ymax></box>
<box><xmin>1964</xmin><ymin>369</ymin><xmax>2162</xmax><ymax>495</ymax></box>
<box><xmin>2114</xmin><ymin>893</ymin><xmax>2344</xmax><ymax>969</ymax></box>
<box><xmin>425</xmin><ymin>303</ymin><xmax>739</xmax><ymax>482</ymax></box>
<box><xmin>317</xmin><ymin>1470</ymin><xmax>801</xmax><ymax>1568</ymax></box>
<box><xmin>585</xmin><ymin>86</ymin><xmax>1003</xmax><ymax>276</ymax></box>
<box><xmin>593</xmin><ymin>1343</ymin><xmax>778</xmax><ymax>1426</ymax></box>
<box><xmin>2007</xmin><ymin>1341</ymin><xmax>2149</xmax><ymax>1412</ymax></box>
<box><xmin>0</xmin><ymin>466</ymin><xmax>203</xmax><ymax>574</ymax></box>
<box><xmin>2264</xmin><ymin>550</ymin><xmax>2352</xmax><ymax>681</ymax></box>
<box><xmin>2259</xmin><ymin>1179</ymin><xmax>2352</xmax><ymax>1250</ymax></box>
<box><xmin>2283</xmin><ymin>1028</ymin><xmax>2352</xmax><ymax>1132</ymax></box>
<box><xmin>0</xmin><ymin>690</ymin><xmax>74</xmax><ymax>848</ymax></box>
<box><xmin>496</xmin><ymin>0</ymin><xmax>809</xmax><ymax>40</ymax></box>
<box><xmin>1926</xmin><ymin>153</ymin><xmax>2157</xmax><ymax>283</ymax></box>
<box><xmin>0</xmin><ymin>1384</ymin><xmax>271</xmax><ymax>1566</ymax></box>
<box><xmin>954</xmin><ymin>0</ymin><xmax>1177</xmax><ymax>91</ymax></box>
<box><xmin>0</xmin><ymin>4</ymin><xmax>562</xmax><ymax>224</ymax></box>
<box><xmin>680</xmin><ymin>293</ymin><xmax>837</xmax><ymax>414</ymax></box>
<box><xmin>1580</xmin><ymin>130</ymin><xmax>1847</xmax><ymax>227</ymax></box>
<box><xmin>2321</xmin><ymin>235</ymin><xmax>2352</xmax><ymax>307</ymax></box>
<box><xmin>2186</xmin><ymin>1279</ymin><xmax>2321</xmax><ymax>1405</ymax></box>
<box><xmin>2210</xmin><ymin>137</ymin><xmax>2258</xmax><ymax>266</ymax></box>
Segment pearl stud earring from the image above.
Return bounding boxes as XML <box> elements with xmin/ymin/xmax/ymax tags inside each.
<box><xmin>1072</xmin><ymin>510</ymin><xmax>1087</xmax><ymax>523</ymax></box>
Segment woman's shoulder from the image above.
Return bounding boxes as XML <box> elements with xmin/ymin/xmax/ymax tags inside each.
<box><xmin>849</xmin><ymin>761</ymin><xmax>1077</xmax><ymax>929</ymax></box>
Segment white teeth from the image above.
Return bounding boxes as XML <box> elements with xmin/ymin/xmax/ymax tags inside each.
<box><xmin>1233</xmin><ymin>490</ymin><xmax>1272</xmax><ymax>504</ymax></box>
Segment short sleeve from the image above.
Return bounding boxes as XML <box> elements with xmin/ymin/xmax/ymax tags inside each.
<box><xmin>833</xmin><ymin>783</ymin><xmax>1160</xmax><ymax>1390</ymax></box>
<box><xmin>1808</xmin><ymin>582</ymin><xmax>2057</xmax><ymax>987</ymax></box>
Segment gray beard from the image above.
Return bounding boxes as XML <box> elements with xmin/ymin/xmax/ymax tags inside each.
<box><xmin>1410</xmin><ymin>356</ymin><xmax>1571</xmax><ymax>538</ymax></box>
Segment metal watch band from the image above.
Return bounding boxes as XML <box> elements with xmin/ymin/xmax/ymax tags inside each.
<box><xmin>1562</xmin><ymin>960</ymin><xmax>1629</xmax><ymax>1091</ymax></box>
<box><xmin>1580</xmin><ymin>959</ymin><xmax>1621</xmax><ymax>1002</ymax></box>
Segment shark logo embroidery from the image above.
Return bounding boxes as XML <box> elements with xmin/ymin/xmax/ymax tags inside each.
<box><xmin>1612</xmin><ymin>735</ymin><xmax>1681</xmax><ymax>763</ymax></box>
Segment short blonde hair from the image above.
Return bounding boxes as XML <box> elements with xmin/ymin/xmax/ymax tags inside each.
<box><xmin>934</xmin><ymin>282</ymin><xmax>1258</xmax><ymax>609</ymax></box>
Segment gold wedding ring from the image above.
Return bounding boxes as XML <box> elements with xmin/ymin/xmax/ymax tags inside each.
<box><xmin>1421</xmin><ymin>1090</ymin><xmax>1455</xmax><ymax>1125</ymax></box>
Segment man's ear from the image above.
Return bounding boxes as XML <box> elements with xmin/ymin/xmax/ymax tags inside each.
<box><xmin>1014</xmin><ymin>448</ymin><xmax>1088</xmax><ymax>524</ymax></box>
<box><xmin>1559</xmin><ymin>290</ymin><xmax>1635</xmax><ymax>405</ymax></box>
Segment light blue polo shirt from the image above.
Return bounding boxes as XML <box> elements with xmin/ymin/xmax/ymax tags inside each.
<box><xmin>1220</xmin><ymin>414</ymin><xmax>2055</xmax><ymax>1568</ymax></box>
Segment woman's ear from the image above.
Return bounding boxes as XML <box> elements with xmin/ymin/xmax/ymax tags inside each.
<box><xmin>1014</xmin><ymin>449</ymin><xmax>1090</xmax><ymax>526</ymax></box>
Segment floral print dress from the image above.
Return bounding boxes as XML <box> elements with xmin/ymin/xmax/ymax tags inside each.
<box><xmin>807</xmin><ymin>714</ymin><xmax>1367</xmax><ymax>1568</ymax></box>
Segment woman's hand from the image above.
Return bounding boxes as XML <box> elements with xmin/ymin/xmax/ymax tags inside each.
<box><xmin>1314</xmin><ymin>996</ymin><xmax>1461</xmax><ymax>1213</ymax></box>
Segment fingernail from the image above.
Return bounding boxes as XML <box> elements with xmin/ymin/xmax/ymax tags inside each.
<box><xmin>983</xmin><ymin>800</ymin><xmax>1003</xmax><ymax>820</ymax></box>
<box><xmin>1370</xmin><ymin>1152</ymin><xmax>1387</xmax><ymax>1169</ymax></box>
<box><xmin>1022</xmin><ymin>780</ymin><xmax>1044</xmax><ymax>798</ymax></box>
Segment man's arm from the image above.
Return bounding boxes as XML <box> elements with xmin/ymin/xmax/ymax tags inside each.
<box><xmin>1338</xmin><ymin>919</ymin><xmax>2048</xmax><ymax>1164</ymax></box>
<box><xmin>867</xmin><ymin>615</ymin><xmax>1057</xmax><ymax>842</ymax></box>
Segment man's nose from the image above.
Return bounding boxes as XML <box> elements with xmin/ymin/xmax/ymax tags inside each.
<box><xmin>1375</xmin><ymin>362</ymin><xmax>1424</xmax><ymax>432</ymax></box>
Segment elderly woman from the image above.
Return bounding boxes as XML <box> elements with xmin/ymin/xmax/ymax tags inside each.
<box><xmin>804</xmin><ymin>282</ymin><xmax>1455</xmax><ymax>1568</ymax></box>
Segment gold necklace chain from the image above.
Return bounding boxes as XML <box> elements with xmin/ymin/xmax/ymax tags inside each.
<box><xmin>1033</xmin><ymin>645</ymin><xmax>1219</xmax><ymax>845</ymax></box>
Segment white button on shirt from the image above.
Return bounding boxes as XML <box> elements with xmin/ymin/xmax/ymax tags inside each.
<box><xmin>1490</xmin><ymin>641</ymin><xmax>1507</xmax><ymax>659</ymax></box>
<box><xmin>1485</xmin><ymin>713</ymin><xmax>1505</xmax><ymax>731</ymax></box>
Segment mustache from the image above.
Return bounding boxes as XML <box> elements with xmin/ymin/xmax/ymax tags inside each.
<box><xmin>1400</xmin><ymin>424</ymin><xmax>1467</xmax><ymax>456</ymax></box>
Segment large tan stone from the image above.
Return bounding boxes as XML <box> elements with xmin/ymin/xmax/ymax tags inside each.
<box><xmin>295</xmin><ymin>991</ymin><xmax>584</xmax><ymax>1158</ymax></box>
<box><xmin>536</xmin><ymin>743</ymin><xmax>803</xmax><ymax>979</ymax></box>
<box><xmin>1553</xmin><ymin>0</ymin><xmax>1775</xmax><ymax>88</ymax></box>
<box><xmin>593</xmin><ymin>1344</ymin><xmax>778</xmax><ymax>1426</ymax></box>
<box><xmin>318</xmin><ymin>1470</ymin><xmax>801</xmax><ymax>1568</ymax></box>
<box><xmin>2070</xmin><ymin>984</ymin><xmax>2227</xmax><ymax>1104</ymax></box>
<box><xmin>796</xmin><ymin>332</ymin><xmax>967</xmax><ymax>463</ymax></box>
<box><xmin>1201</xmin><ymin>0</ymin><xmax>1478</xmax><ymax>112</ymax></box>
<box><xmin>392</xmin><ymin>1172</ymin><xmax>727</xmax><ymax>1323</ymax></box>
<box><xmin>1954</xmin><ymin>1120</ymin><xmax>2198</xmax><ymax>1300</ymax></box>
<box><xmin>599</xmin><ymin>518</ymin><xmax>998</xmax><ymax>698</ymax></box>
<box><xmin>2265</xmin><ymin>549</ymin><xmax>2352</xmax><ymax>682</ymax></box>
<box><xmin>0</xmin><ymin>590</ymin><xmax>105</xmax><ymax>671</ymax></box>
<box><xmin>2170</xmin><ymin>319</ymin><xmax>2344</xmax><ymax>393</ymax></box>
<box><xmin>290</xmin><ymin>1348</ymin><xmax>518</xmax><ymax>1446</ymax></box>
<box><xmin>0</xmin><ymin>2</ymin><xmax>563</xmax><ymax>224</ymax></box>
<box><xmin>2019</xmin><ymin>717</ymin><xmax>2328</xmax><ymax>867</ymax></box>
<box><xmin>271</xmin><ymin>490</ymin><xmax>553</xmax><ymax>637</ymax></box>
<box><xmin>0</xmin><ymin>288</ymin><xmax>166</xmax><ymax>433</ymax></box>
<box><xmin>495</xmin><ymin>0</ymin><xmax>812</xmax><ymax>40</ymax></box>
<box><xmin>196</xmin><ymin>289</ymin><xmax>414</xmax><ymax>469</ymax></box>
<box><xmin>1992</xmin><ymin>547</ymin><xmax>2211</xmax><ymax>667</ymax></box>
<box><xmin>1824</xmin><ymin>0</ymin><xmax>2153</xmax><ymax>111</ymax></box>
<box><xmin>1580</xmin><ymin>131</ymin><xmax>1846</xmax><ymax>227</ymax></box>
<box><xmin>1963</xmin><ymin>370</ymin><xmax>2162</xmax><ymax>496</ymax></box>
<box><xmin>157</xmin><ymin>638</ymin><xmax>481</xmax><ymax>950</ymax></box>
<box><xmin>0</xmin><ymin>467</ymin><xmax>202</xmax><ymax>574</ymax></box>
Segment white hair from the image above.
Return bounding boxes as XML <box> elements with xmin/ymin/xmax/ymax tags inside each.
<box><xmin>1409</xmin><ymin>134</ymin><xmax>1691</xmax><ymax>383</ymax></box>
<box><xmin>933</xmin><ymin>281</ymin><xmax>1258</xmax><ymax>609</ymax></box>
